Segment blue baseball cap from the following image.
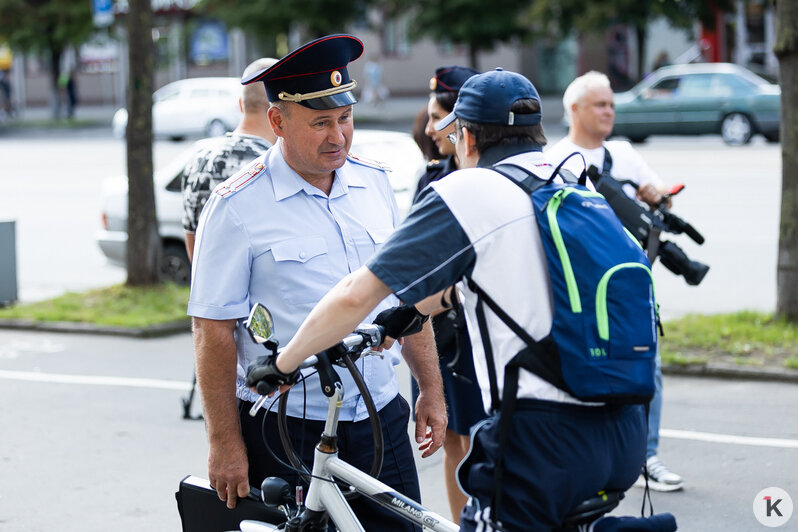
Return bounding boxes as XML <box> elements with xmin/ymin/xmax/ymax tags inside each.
<box><xmin>435</xmin><ymin>68</ymin><xmax>541</xmax><ymax>131</ymax></box>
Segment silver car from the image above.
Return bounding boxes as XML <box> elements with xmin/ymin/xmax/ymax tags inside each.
<box><xmin>112</xmin><ymin>77</ymin><xmax>243</xmax><ymax>140</ymax></box>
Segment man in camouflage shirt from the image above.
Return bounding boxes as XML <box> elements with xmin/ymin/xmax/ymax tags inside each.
<box><xmin>182</xmin><ymin>57</ymin><xmax>278</xmax><ymax>260</ymax></box>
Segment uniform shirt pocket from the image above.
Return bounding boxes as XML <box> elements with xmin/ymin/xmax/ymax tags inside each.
<box><xmin>355</xmin><ymin>225</ymin><xmax>393</xmax><ymax>264</ymax></box>
<box><xmin>270</xmin><ymin>236</ymin><xmax>335</xmax><ymax>305</ymax></box>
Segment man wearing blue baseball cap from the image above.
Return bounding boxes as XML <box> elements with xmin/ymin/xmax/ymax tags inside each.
<box><xmin>246</xmin><ymin>68</ymin><xmax>665</xmax><ymax>531</ymax></box>
<box><xmin>188</xmin><ymin>34</ymin><xmax>445</xmax><ymax>531</ymax></box>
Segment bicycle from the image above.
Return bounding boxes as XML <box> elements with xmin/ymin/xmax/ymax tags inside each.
<box><xmin>229</xmin><ymin>303</ymin><xmax>625</xmax><ymax>532</ymax></box>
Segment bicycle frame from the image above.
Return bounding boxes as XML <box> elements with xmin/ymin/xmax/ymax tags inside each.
<box><xmin>241</xmin><ymin>381</ymin><xmax>458</xmax><ymax>532</ymax></box>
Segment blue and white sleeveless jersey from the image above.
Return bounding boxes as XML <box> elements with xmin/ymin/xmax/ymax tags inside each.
<box><xmin>368</xmin><ymin>150</ymin><xmax>593</xmax><ymax>411</ymax></box>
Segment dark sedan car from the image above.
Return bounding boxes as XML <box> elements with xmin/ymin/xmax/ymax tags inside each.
<box><xmin>612</xmin><ymin>63</ymin><xmax>780</xmax><ymax>145</ymax></box>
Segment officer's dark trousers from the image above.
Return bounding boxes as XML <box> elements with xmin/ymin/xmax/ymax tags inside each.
<box><xmin>240</xmin><ymin>394</ymin><xmax>421</xmax><ymax>532</ymax></box>
<box><xmin>459</xmin><ymin>399</ymin><xmax>646</xmax><ymax>532</ymax></box>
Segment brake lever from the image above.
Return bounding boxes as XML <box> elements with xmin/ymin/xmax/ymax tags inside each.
<box><xmin>353</xmin><ymin>323</ymin><xmax>383</xmax><ymax>348</ymax></box>
<box><xmin>249</xmin><ymin>394</ymin><xmax>270</xmax><ymax>417</ymax></box>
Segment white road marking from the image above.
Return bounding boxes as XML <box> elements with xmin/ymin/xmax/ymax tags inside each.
<box><xmin>0</xmin><ymin>369</ymin><xmax>796</xmax><ymax>450</ymax></box>
<box><xmin>0</xmin><ymin>369</ymin><xmax>191</xmax><ymax>391</ymax></box>
<box><xmin>0</xmin><ymin>339</ymin><xmax>66</xmax><ymax>359</ymax></box>
<box><xmin>661</xmin><ymin>428</ymin><xmax>798</xmax><ymax>449</ymax></box>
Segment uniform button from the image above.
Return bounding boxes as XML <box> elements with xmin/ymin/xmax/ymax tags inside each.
<box><xmin>299</xmin><ymin>251</ymin><xmax>307</xmax><ymax>259</ymax></box>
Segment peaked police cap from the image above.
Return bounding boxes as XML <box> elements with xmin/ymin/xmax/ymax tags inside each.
<box><xmin>241</xmin><ymin>34</ymin><xmax>364</xmax><ymax>110</ymax></box>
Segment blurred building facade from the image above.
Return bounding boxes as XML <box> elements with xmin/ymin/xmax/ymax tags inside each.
<box><xmin>5</xmin><ymin>0</ymin><xmax>778</xmax><ymax>113</ymax></box>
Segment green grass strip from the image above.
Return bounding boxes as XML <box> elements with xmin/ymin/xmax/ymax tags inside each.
<box><xmin>2</xmin><ymin>287</ymin><xmax>797</xmax><ymax>372</ymax></box>
<box><xmin>660</xmin><ymin>311</ymin><xmax>798</xmax><ymax>369</ymax></box>
<box><xmin>0</xmin><ymin>283</ymin><xmax>190</xmax><ymax>328</ymax></box>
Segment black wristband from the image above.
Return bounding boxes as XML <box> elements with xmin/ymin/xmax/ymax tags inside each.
<box><xmin>374</xmin><ymin>304</ymin><xmax>429</xmax><ymax>338</ymax></box>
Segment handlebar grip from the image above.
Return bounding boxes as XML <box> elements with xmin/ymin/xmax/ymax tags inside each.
<box><xmin>684</xmin><ymin>223</ymin><xmax>705</xmax><ymax>245</ymax></box>
<box><xmin>668</xmin><ymin>184</ymin><xmax>685</xmax><ymax>196</ymax></box>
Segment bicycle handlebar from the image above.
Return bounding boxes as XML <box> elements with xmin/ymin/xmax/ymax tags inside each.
<box><xmin>293</xmin><ymin>323</ymin><xmax>385</xmax><ymax>369</ymax></box>
<box><xmin>248</xmin><ymin>323</ymin><xmax>385</xmax><ymax>417</ymax></box>
<box><xmin>246</xmin><ymin>318</ymin><xmax>388</xmax><ymax>488</ymax></box>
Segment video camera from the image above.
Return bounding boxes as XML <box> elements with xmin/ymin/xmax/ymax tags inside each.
<box><xmin>585</xmin><ymin>165</ymin><xmax>709</xmax><ymax>286</ymax></box>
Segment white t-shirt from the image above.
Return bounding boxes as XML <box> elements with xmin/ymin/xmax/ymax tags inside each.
<box><xmin>546</xmin><ymin>138</ymin><xmax>663</xmax><ymax>198</ymax></box>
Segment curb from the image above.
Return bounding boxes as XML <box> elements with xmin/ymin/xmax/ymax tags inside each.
<box><xmin>662</xmin><ymin>362</ymin><xmax>798</xmax><ymax>384</ymax></box>
<box><xmin>0</xmin><ymin>319</ymin><xmax>191</xmax><ymax>338</ymax></box>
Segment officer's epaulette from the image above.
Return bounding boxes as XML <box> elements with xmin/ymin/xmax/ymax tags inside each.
<box><xmin>426</xmin><ymin>159</ymin><xmax>445</xmax><ymax>170</ymax></box>
<box><xmin>347</xmin><ymin>152</ymin><xmax>392</xmax><ymax>172</ymax></box>
<box><xmin>214</xmin><ymin>161</ymin><xmax>266</xmax><ymax>198</ymax></box>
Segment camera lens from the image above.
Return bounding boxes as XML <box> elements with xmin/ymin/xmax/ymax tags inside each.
<box><xmin>657</xmin><ymin>240</ymin><xmax>709</xmax><ymax>286</ymax></box>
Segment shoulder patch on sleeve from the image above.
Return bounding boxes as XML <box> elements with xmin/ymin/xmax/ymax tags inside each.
<box><xmin>347</xmin><ymin>152</ymin><xmax>392</xmax><ymax>172</ymax></box>
<box><xmin>213</xmin><ymin>160</ymin><xmax>266</xmax><ymax>198</ymax></box>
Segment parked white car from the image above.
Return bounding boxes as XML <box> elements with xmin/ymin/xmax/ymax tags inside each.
<box><xmin>112</xmin><ymin>77</ymin><xmax>243</xmax><ymax>140</ymax></box>
<box><xmin>96</xmin><ymin>129</ymin><xmax>425</xmax><ymax>284</ymax></box>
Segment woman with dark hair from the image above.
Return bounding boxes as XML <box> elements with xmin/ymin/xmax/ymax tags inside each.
<box><xmin>410</xmin><ymin>65</ymin><xmax>486</xmax><ymax>524</ymax></box>
<box><xmin>411</xmin><ymin>106</ymin><xmax>441</xmax><ymax>163</ymax></box>
<box><xmin>413</xmin><ymin>67</ymin><xmax>476</xmax><ymax>199</ymax></box>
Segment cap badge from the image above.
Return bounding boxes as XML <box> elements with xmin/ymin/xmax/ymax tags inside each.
<box><xmin>429</xmin><ymin>77</ymin><xmax>437</xmax><ymax>91</ymax></box>
<box><xmin>331</xmin><ymin>70</ymin><xmax>343</xmax><ymax>87</ymax></box>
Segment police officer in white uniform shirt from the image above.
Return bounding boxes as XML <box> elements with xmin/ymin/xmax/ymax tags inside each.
<box><xmin>248</xmin><ymin>69</ymin><xmax>651</xmax><ymax>531</ymax></box>
<box><xmin>187</xmin><ymin>34</ymin><xmax>445</xmax><ymax>531</ymax></box>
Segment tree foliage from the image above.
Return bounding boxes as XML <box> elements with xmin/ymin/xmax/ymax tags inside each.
<box><xmin>0</xmin><ymin>0</ymin><xmax>95</xmax><ymax>116</ymax></box>
<box><xmin>528</xmin><ymin>0</ymin><xmax>727</xmax><ymax>36</ymax></box>
<box><xmin>774</xmin><ymin>0</ymin><xmax>798</xmax><ymax>320</ymax></box>
<box><xmin>527</xmin><ymin>0</ymin><xmax>733</xmax><ymax>82</ymax></box>
<box><xmin>0</xmin><ymin>0</ymin><xmax>94</xmax><ymax>52</ymax></box>
<box><xmin>198</xmin><ymin>0</ymin><xmax>370</xmax><ymax>41</ymax></box>
<box><xmin>408</xmin><ymin>0</ymin><xmax>530</xmax><ymax>68</ymax></box>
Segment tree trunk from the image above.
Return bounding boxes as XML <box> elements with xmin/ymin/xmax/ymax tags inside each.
<box><xmin>774</xmin><ymin>0</ymin><xmax>798</xmax><ymax>320</ymax></box>
<box><xmin>635</xmin><ymin>25</ymin><xmax>646</xmax><ymax>82</ymax></box>
<box><xmin>125</xmin><ymin>0</ymin><xmax>160</xmax><ymax>286</ymax></box>
<box><xmin>468</xmin><ymin>43</ymin><xmax>478</xmax><ymax>70</ymax></box>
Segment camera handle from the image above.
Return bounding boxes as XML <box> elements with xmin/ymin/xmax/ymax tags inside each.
<box><xmin>596</xmin><ymin>176</ymin><xmax>661</xmax><ymax>262</ymax></box>
<box><xmin>645</xmin><ymin>226</ymin><xmax>662</xmax><ymax>264</ymax></box>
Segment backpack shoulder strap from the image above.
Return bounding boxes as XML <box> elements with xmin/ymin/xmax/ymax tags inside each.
<box><xmin>552</xmin><ymin>151</ymin><xmax>589</xmax><ymax>186</ymax></box>
<box><xmin>469</xmin><ymin>283</ymin><xmax>502</xmax><ymax>413</ymax></box>
<box><xmin>494</xmin><ymin>156</ymin><xmax>586</xmax><ymax>192</ymax></box>
<box><xmin>491</xmin><ymin>163</ymin><xmax>546</xmax><ymax>195</ymax></box>
<box><xmin>467</xmin><ymin>276</ymin><xmax>560</xmax><ymax>526</ymax></box>
<box><xmin>466</xmin><ymin>275</ymin><xmax>566</xmax><ymax>385</ymax></box>
<box><xmin>602</xmin><ymin>146</ymin><xmax>613</xmax><ymax>177</ymax></box>
<box><xmin>467</xmin><ymin>276</ymin><xmax>537</xmax><ymax>346</ymax></box>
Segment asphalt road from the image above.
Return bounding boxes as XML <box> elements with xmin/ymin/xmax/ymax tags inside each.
<box><xmin>0</xmin><ymin>124</ymin><xmax>783</xmax><ymax>318</ymax></box>
<box><xmin>0</xmin><ymin>126</ymin><xmax>792</xmax><ymax>530</ymax></box>
<box><xmin>0</xmin><ymin>328</ymin><xmax>796</xmax><ymax>531</ymax></box>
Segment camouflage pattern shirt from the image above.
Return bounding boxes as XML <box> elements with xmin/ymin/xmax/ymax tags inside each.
<box><xmin>181</xmin><ymin>132</ymin><xmax>272</xmax><ymax>233</ymax></box>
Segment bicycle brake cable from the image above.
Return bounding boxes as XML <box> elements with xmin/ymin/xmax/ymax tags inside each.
<box><xmin>258</xmin><ymin>370</ymin><xmax>361</xmax><ymax>493</ymax></box>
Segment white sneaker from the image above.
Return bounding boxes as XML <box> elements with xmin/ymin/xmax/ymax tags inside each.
<box><xmin>638</xmin><ymin>456</ymin><xmax>684</xmax><ymax>492</ymax></box>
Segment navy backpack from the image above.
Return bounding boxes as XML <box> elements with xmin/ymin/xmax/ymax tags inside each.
<box><xmin>467</xmin><ymin>155</ymin><xmax>660</xmax><ymax>524</ymax></box>
<box><xmin>468</xmin><ymin>158</ymin><xmax>658</xmax><ymax>409</ymax></box>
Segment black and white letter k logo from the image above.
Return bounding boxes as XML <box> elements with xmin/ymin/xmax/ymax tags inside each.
<box><xmin>765</xmin><ymin>496</ymin><xmax>784</xmax><ymax>517</ymax></box>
